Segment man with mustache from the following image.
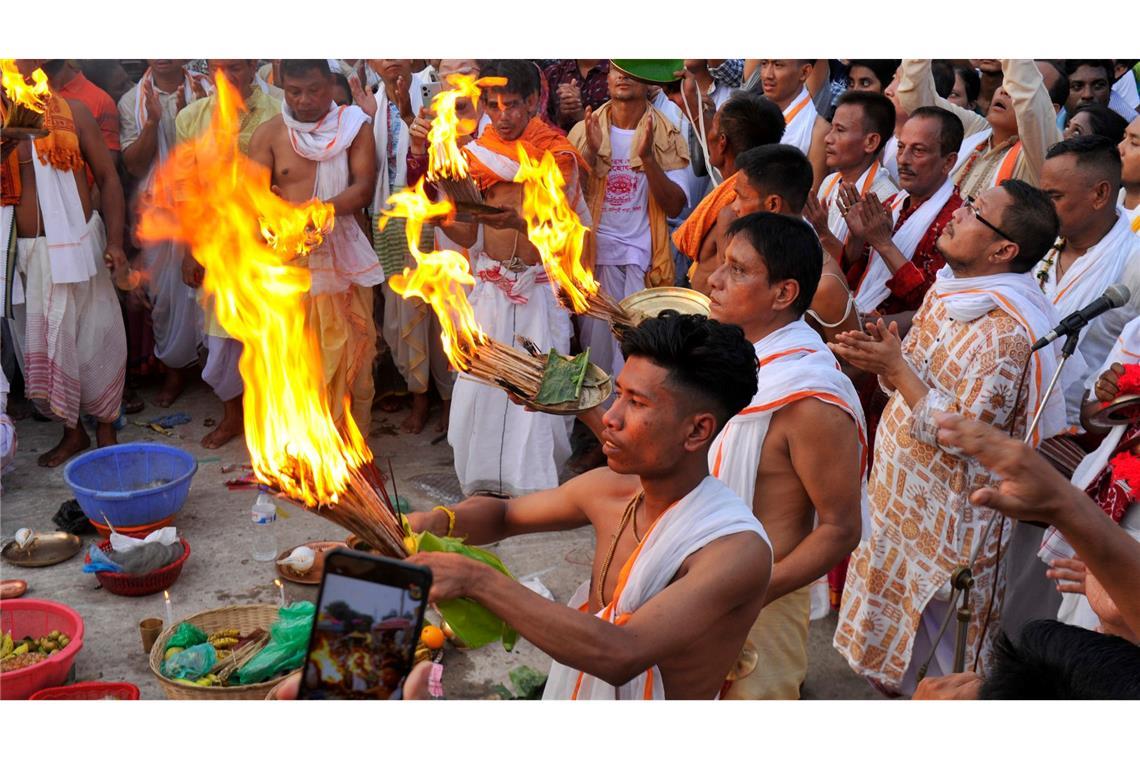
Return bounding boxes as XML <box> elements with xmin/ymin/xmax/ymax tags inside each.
<box><xmin>897</xmin><ymin>59</ymin><xmax>1060</xmax><ymax>199</ymax></box>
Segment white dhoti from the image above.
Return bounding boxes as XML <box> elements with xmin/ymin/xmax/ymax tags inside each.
<box><xmin>9</xmin><ymin>213</ymin><xmax>125</xmax><ymax>424</ymax></box>
<box><xmin>577</xmin><ymin>262</ymin><xmax>645</xmax><ymax>379</ymax></box>
<box><xmin>141</xmin><ymin>240</ymin><xmax>202</xmax><ymax>369</ymax></box>
<box><xmin>448</xmin><ymin>254</ymin><xmax>572</xmax><ymax>496</ymax></box>
<box><xmin>202</xmin><ymin>334</ymin><xmax>242</xmax><ymax>402</ymax></box>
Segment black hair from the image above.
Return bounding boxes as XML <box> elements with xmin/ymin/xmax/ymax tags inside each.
<box><xmin>734</xmin><ymin>144</ymin><xmax>814</xmax><ymax>216</ymax></box>
<box><xmin>717</xmin><ymin>91</ymin><xmax>785</xmax><ymax>155</ymax></box>
<box><xmin>835</xmin><ymin>90</ymin><xmax>896</xmax><ymax>155</ymax></box>
<box><xmin>476</xmin><ymin>59</ymin><xmax>539</xmax><ymax>99</ymax></box>
<box><xmin>846</xmin><ymin>59</ymin><xmax>900</xmax><ymax>92</ymax></box>
<box><xmin>725</xmin><ymin>212</ymin><xmax>822</xmax><ymax>316</ymax></box>
<box><xmin>931</xmin><ymin>60</ymin><xmax>956</xmax><ymax>99</ymax></box>
<box><xmin>980</xmin><ymin>620</ymin><xmax>1140</xmax><ymax>699</ymax></box>
<box><xmin>330</xmin><ymin>73</ymin><xmax>352</xmax><ymax>105</ymax></box>
<box><xmin>1065</xmin><ymin>102</ymin><xmax>1129</xmax><ymax>144</ymax></box>
<box><xmin>281</xmin><ymin>59</ymin><xmax>331</xmax><ymax>81</ymax></box>
<box><xmin>1046</xmin><ymin>134</ymin><xmax>1123</xmax><ymax>191</ymax></box>
<box><xmin>908</xmin><ymin>105</ymin><xmax>964</xmax><ymax>157</ymax></box>
<box><xmin>618</xmin><ymin>312</ymin><xmax>758</xmax><ymax>429</ymax></box>
<box><xmin>954</xmin><ymin>65</ymin><xmax>981</xmax><ymax>105</ymax></box>
<box><xmin>1064</xmin><ymin>59</ymin><xmax>1114</xmax><ymax>81</ymax></box>
<box><xmin>1035</xmin><ymin>60</ymin><xmax>1070</xmax><ymax>107</ymax></box>
<box><xmin>998</xmin><ymin>179</ymin><xmax>1062</xmax><ymax>274</ymax></box>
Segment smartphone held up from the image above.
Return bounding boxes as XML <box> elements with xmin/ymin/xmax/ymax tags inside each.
<box><xmin>298</xmin><ymin>549</ymin><xmax>432</xmax><ymax>700</ymax></box>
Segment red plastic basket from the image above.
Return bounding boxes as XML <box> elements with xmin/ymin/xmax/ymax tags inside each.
<box><xmin>29</xmin><ymin>681</ymin><xmax>140</xmax><ymax>700</ymax></box>
<box><xmin>87</xmin><ymin>538</ymin><xmax>191</xmax><ymax>597</ymax></box>
<box><xmin>0</xmin><ymin>599</ymin><xmax>85</xmax><ymax>700</ymax></box>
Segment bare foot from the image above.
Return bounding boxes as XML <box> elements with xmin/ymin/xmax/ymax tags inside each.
<box><xmin>37</xmin><ymin>425</ymin><xmax>91</xmax><ymax>467</ymax></box>
<box><xmin>401</xmin><ymin>393</ymin><xmax>430</xmax><ymax>434</ymax></box>
<box><xmin>435</xmin><ymin>399</ymin><xmax>451</xmax><ymax>433</ymax></box>
<box><xmin>95</xmin><ymin>421</ymin><xmax>118</xmax><ymax>448</ymax></box>
<box><xmin>377</xmin><ymin>394</ymin><xmax>404</xmax><ymax>413</ymax></box>
<box><xmin>154</xmin><ymin>367</ymin><xmax>187</xmax><ymax>408</ymax></box>
<box><xmin>122</xmin><ymin>388</ymin><xmax>145</xmax><ymax>415</ymax></box>
<box><xmin>202</xmin><ymin>398</ymin><xmax>243</xmax><ymax>449</ymax></box>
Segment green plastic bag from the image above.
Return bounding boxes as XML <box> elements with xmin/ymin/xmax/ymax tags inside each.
<box><xmin>160</xmin><ymin>642</ymin><xmax>216</xmax><ymax>680</ymax></box>
<box><xmin>414</xmin><ymin>530</ymin><xmax>518</xmax><ymax>652</ymax></box>
<box><xmin>236</xmin><ymin>601</ymin><xmax>316</xmax><ymax>685</ymax></box>
<box><xmin>165</xmin><ymin>622</ymin><xmax>207</xmax><ymax>650</ymax></box>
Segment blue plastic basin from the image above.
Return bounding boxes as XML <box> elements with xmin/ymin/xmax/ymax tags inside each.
<box><xmin>63</xmin><ymin>443</ymin><xmax>197</xmax><ymax>527</ymax></box>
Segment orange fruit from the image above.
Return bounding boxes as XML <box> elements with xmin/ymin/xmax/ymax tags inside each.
<box><xmin>420</xmin><ymin>624</ymin><xmax>445</xmax><ymax>650</ymax></box>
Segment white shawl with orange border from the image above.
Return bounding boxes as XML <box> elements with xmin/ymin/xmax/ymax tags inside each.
<box><xmin>780</xmin><ymin>87</ymin><xmax>817</xmax><ymax>155</ymax></box>
<box><xmin>542</xmin><ymin>477</ymin><xmax>767</xmax><ymax>700</ymax></box>
<box><xmin>709</xmin><ymin>319</ymin><xmax>869</xmax><ymax>535</ymax></box>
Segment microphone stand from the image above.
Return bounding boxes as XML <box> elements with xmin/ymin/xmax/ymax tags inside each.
<box><xmin>919</xmin><ymin>330</ymin><xmax>1081</xmax><ymax>680</ymax></box>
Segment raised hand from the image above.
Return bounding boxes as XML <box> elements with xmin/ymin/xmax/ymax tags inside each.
<box><xmin>142</xmin><ymin>79</ymin><xmax>162</xmax><ymax>125</ymax></box>
<box><xmin>803</xmin><ymin>191</ymin><xmax>831</xmax><ymax>236</ymax></box>
<box><xmin>1094</xmin><ymin>362</ymin><xmax>1126</xmax><ymax>403</ymax></box>
<box><xmin>635</xmin><ymin>111</ymin><xmax>655</xmax><ymax>165</ymax></box>
<box><xmin>410</xmin><ymin>107</ymin><xmax>431</xmax><ymax>156</ymax></box>
<box><xmin>583</xmin><ymin>106</ymin><xmax>603</xmax><ymax>161</ymax></box>
<box><xmin>349</xmin><ymin>73</ymin><xmax>377</xmax><ymax>119</ymax></box>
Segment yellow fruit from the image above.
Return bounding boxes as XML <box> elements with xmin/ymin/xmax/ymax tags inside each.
<box><xmin>420</xmin><ymin>625</ymin><xmax>445</xmax><ymax>650</ymax></box>
<box><xmin>164</xmin><ymin>646</ymin><xmax>184</xmax><ymax>660</ymax></box>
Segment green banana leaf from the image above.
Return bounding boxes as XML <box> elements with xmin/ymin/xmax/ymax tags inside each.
<box><xmin>533</xmin><ymin>348</ymin><xmax>590</xmax><ymax>405</ymax></box>
<box><xmin>412</xmin><ymin>529</ymin><xmax>519</xmax><ymax>652</ymax></box>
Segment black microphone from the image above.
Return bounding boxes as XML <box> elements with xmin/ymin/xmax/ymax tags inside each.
<box><xmin>1032</xmin><ymin>284</ymin><xmax>1131</xmax><ymax>351</ymax></box>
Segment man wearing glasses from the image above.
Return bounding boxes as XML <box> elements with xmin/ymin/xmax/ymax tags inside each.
<box><xmin>829</xmin><ymin>179</ymin><xmax>1073</xmax><ymax>696</ymax></box>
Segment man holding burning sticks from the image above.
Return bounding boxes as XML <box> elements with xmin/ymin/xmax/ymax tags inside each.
<box><xmin>1</xmin><ymin>59</ymin><xmax>130</xmax><ymax>467</ymax></box>
<box><xmin>409</xmin><ymin>313</ymin><xmax>773</xmax><ymax>699</ymax></box>
<box><xmin>175</xmin><ymin>59</ymin><xmax>281</xmax><ymax>448</ymax></box>
<box><xmin>442</xmin><ymin>59</ymin><xmax>590</xmax><ymax>497</ymax></box>
<box><xmin>248</xmin><ymin>59</ymin><xmax>385</xmax><ymax>435</ymax></box>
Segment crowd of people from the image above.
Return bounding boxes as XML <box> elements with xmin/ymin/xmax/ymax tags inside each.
<box><xmin>2</xmin><ymin>57</ymin><xmax>1140</xmax><ymax>700</ymax></box>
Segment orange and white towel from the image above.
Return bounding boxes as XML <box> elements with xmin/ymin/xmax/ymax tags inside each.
<box><xmin>543</xmin><ymin>477</ymin><xmax>768</xmax><ymax>700</ymax></box>
<box><xmin>780</xmin><ymin>87</ymin><xmax>817</xmax><ymax>155</ymax></box>
<box><xmin>709</xmin><ymin>319</ymin><xmax>869</xmax><ymax>534</ymax></box>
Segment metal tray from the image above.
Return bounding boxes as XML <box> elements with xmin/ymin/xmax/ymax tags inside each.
<box><xmin>274</xmin><ymin>540</ymin><xmax>346</xmax><ymax>585</ymax></box>
<box><xmin>619</xmin><ymin>287</ymin><xmax>711</xmax><ymax>325</ymax></box>
<box><xmin>1</xmin><ymin>532</ymin><xmax>83</xmax><ymax>567</ymax></box>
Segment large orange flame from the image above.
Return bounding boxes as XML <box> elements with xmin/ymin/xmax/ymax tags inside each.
<box><xmin>136</xmin><ymin>72</ymin><xmax>369</xmax><ymax>507</ymax></box>
<box><xmin>0</xmin><ymin>59</ymin><xmax>51</xmax><ymax>115</ymax></box>
<box><xmin>425</xmin><ymin>73</ymin><xmax>506</xmax><ymax>181</ymax></box>
<box><xmin>381</xmin><ymin>181</ymin><xmax>487</xmax><ymax>371</ymax></box>
<box><xmin>514</xmin><ymin>148</ymin><xmax>599</xmax><ymax>312</ymax></box>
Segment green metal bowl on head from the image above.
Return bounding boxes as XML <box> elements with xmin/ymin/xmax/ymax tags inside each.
<box><xmin>609</xmin><ymin>60</ymin><xmax>685</xmax><ymax>85</ymax></box>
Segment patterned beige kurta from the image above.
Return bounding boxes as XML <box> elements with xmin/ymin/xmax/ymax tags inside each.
<box><xmin>834</xmin><ymin>292</ymin><xmax>1031</xmax><ymax>688</ymax></box>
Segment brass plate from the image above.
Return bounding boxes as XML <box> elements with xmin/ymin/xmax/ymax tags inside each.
<box><xmin>1</xmin><ymin>532</ymin><xmax>83</xmax><ymax>568</ymax></box>
<box><xmin>275</xmin><ymin>540</ymin><xmax>347</xmax><ymax>585</ymax></box>
<box><xmin>619</xmin><ymin>287</ymin><xmax>711</xmax><ymax>325</ymax></box>
<box><xmin>1089</xmin><ymin>394</ymin><xmax>1140</xmax><ymax>428</ymax></box>
<box><xmin>525</xmin><ymin>360</ymin><xmax>613</xmax><ymax>416</ymax></box>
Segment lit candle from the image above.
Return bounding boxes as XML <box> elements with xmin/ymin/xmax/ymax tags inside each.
<box><xmin>274</xmin><ymin>578</ymin><xmax>285</xmax><ymax>608</ymax></box>
<box><xmin>163</xmin><ymin>590</ymin><xmax>174</xmax><ymax>627</ymax></box>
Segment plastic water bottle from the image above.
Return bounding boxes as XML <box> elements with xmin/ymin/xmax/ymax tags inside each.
<box><xmin>251</xmin><ymin>492</ymin><xmax>278</xmax><ymax>561</ymax></box>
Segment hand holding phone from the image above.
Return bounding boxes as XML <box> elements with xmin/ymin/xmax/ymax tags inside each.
<box><xmin>298</xmin><ymin>550</ymin><xmax>432</xmax><ymax>700</ymax></box>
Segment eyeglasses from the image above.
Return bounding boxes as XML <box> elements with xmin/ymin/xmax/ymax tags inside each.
<box><xmin>965</xmin><ymin>195</ymin><xmax>1019</xmax><ymax>246</ymax></box>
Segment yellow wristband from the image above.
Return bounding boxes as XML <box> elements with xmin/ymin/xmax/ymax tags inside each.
<box><xmin>432</xmin><ymin>505</ymin><xmax>456</xmax><ymax>538</ymax></box>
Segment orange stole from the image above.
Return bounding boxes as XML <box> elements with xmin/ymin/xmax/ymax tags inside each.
<box><xmin>672</xmin><ymin>173</ymin><xmax>738</xmax><ymax>260</ymax></box>
<box><xmin>466</xmin><ymin>117</ymin><xmax>587</xmax><ymax>191</ymax></box>
<box><xmin>1</xmin><ymin>95</ymin><xmax>85</xmax><ymax>205</ymax></box>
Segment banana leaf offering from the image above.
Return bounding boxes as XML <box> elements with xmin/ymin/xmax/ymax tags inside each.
<box><xmin>405</xmin><ymin>521</ymin><xmax>519</xmax><ymax>651</ymax></box>
<box><xmin>533</xmin><ymin>348</ymin><xmax>591</xmax><ymax>406</ymax></box>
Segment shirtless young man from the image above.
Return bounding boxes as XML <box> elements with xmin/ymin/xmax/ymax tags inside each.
<box><xmin>247</xmin><ymin>60</ymin><xmax>383</xmax><ymax>433</ymax></box>
<box><xmin>409</xmin><ymin>313</ymin><xmax>772</xmax><ymax>699</ymax></box>
<box><xmin>2</xmin><ymin>59</ymin><xmax>130</xmax><ymax>467</ymax></box>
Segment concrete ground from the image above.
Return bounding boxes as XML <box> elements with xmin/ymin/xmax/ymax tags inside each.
<box><xmin>0</xmin><ymin>378</ymin><xmax>877</xmax><ymax>700</ymax></box>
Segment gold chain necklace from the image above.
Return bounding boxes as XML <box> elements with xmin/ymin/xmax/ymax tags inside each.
<box><xmin>595</xmin><ymin>491</ymin><xmax>644</xmax><ymax>610</ymax></box>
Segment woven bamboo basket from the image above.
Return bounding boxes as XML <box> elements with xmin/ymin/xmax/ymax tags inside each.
<box><xmin>148</xmin><ymin>604</ymin><xmax>300</xmax><ymax>700</ymax></box>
